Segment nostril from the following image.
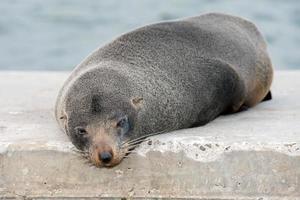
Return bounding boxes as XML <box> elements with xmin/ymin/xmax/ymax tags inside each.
<box><xmin>99</xmin><ymin>151</ymin><xmax>112</xmax><ymax>163</ymax></box>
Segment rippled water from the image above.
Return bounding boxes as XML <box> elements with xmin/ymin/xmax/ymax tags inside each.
<box><xmin>0</xmin><ymin>0</ymin><xmax>299</xmax><ymax>70</ymax></box>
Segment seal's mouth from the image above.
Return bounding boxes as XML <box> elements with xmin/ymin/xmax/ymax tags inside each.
<box><xmin>89</xmin><ymin>142</ymin><xmax>126</xmax><ymax>167</ymax></box>
<box><xmin>74</xmin><ymin>139</ymin><xmax>142</xmax><ymax>168</ymax></box>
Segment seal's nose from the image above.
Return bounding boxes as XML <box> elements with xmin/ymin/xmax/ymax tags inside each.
<box><xmin>99</xmin><ymin>151</ymin><xmax>112</xmax><ymax>164</ymax></box>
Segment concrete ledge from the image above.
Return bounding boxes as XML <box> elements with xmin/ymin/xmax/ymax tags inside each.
<box><xmin>0</xmin><ymin>71</ymin><xmax>300</xmax><ymax>199</ymax></box>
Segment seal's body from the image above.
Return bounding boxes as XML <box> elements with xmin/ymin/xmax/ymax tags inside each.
<box><xmin>55</xmin><ymin>13</ymin><xmax>273</xmax><ymax>167</ymax></box>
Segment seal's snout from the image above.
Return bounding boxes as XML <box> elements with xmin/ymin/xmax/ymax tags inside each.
<box><xmin>91</xmin><ymin>144</ymin><xmax>118</xmax><ymax>167</ymax></box>
<box><xmin>99</xmin><ymin>151</ymin><xmax>113</xmax><ymax>164</ymax></box>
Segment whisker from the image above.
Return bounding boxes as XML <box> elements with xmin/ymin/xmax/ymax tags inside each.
<box><xmin>129</xmin><ymin>131</ymin><xmax>162</xmax><ymax>142</ymax></box>
<box><xmin>73</xmin><ymin>149</ymin><xmax>91</xmax><ymax>163</ymax></box>
<box><xmin>121</xmin><ymin>142</ymin><xmax>144</xmax><ymax>151</ymax></box>
<box><xmin>123</xmin><ymin>153</ymin><xmax>136</xmax><ymax>158</ymax></box>
<box><xmin>72</xmin><ymin>147</ymin><xmax>85</xmax><ymax>152</ymax></box>
<box><xmin>72</xmin><ymin>149</ymin><xmax>89</xmax><ymax>156</ymax></box>
<box><xmin>123</xmin><ymin>152</ymin><xmax>136</xmax><ymax>158</ymax></box>
<box><xmin>79</xmin><ymin>152</ymin><xmax>88</xmax><ymax>155</ymax></box>
<box><xmin>125</xmin><ymin>138</ymin><xmax>150</xmax><ymax>147</ymax></box>
<box><xmin>122</xmin><ymin>129</ymin><xmax>169</xmax><ymax>145</ymax></box>
<box><xmin>126</xmin><ymin>148</ymin><xmax>139</xmax><ymax>154</ymax></box>
<box><xmin>128</xmin><ymin>150</ymin><xmax>138</xmax><ymax>154</ymax></box>
<box><xmin>121</xmin><ymin>128</ymin><xmax>172</xmax><ymax>158</ymax></box>
<box><xmin>79</xmin><ymin>155</ymin><xmax>89</xmax><ymax>160</ymax></box>
<box><xmin>82</xmin><ymin>155</ymin><xmax>90</xmax><ymax>159</ymax></box>
<box><xmin>72</xmin><ymin>149</ymin><xmax>85</xmax><ymax>154</ymax></box>
<box><xmin>79</xmin><ymin>152</ymin><xmax>89</xmax><ymax>157</ymax></box>
<box><xmin>74</xmin><ymin>150</ymin><xmax>88</xmax><ymax>156</ymax></box>
<box><xmin>122</xmin><ymin>138</ymin><xmax>130</xmax><ymax>144</ymax></box>
<box><xmin>120</xmin><ymin>129</ymin><xmax>171</xmax><ymax>153</ymax></box>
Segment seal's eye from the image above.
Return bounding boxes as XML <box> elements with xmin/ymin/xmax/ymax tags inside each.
<box><xmin>115</xmin><ymin>116</ymin><xmax>130</xmax><ymax>136</ymax></box>
<box><xmin>116</xmin><ymin>116</ymin><xmax>128</xmax><ymax>128</ymax></box>
<box><xmin>75</xmin><ymin>126</ymin><xmax>87</xmax><ymax>135</ymax></box>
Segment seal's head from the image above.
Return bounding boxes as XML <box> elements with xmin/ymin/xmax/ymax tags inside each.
<box><xmin>62</xmin><ymin>94</ymin><xmax>143</xmax><ymax>167</ymax></box>
<box><xmin>59</xmin><ymin>69</ymin><xmax>144</xmax><ymax>167</ymax></box>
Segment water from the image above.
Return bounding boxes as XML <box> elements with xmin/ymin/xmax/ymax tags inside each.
<box><xmin>0</xmin><ymin>0</ymin><xmax>299</xmax><ymax>70</ymax></box>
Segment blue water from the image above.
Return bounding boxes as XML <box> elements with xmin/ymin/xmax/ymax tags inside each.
<box><xmin>0</xmin><ymin>0</ymin><xmax>299</xmax><ymax>70</ymax></box>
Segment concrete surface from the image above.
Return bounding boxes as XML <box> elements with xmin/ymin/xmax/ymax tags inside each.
<box><xmin>0</xmin><ymin>71</ymin><xmax>300</xmax><ymax>200</ymax></box>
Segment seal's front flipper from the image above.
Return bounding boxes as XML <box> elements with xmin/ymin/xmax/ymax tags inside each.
<box><xmin>238</xmin><ymin>104</ymin><xmax>249</xmax><ymax>112</ymax></box>
<box><xmin>262</xmin><ymin>91</ymin><xmax>272</xmax><ymax>102</ymax></box>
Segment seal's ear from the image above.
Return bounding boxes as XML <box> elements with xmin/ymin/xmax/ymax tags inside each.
<box><xmin>59</xmin><ymin>110</ymin><xmax>68</xmax><ymax>121</ymax></box>
<box><xmin>131</xmin><ymin>97</ymin><xmax>143</xmax><ymax>110</ymax></box>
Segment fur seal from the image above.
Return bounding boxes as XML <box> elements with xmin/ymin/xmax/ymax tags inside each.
<box><xmin>55</xmin><ymin>13</ymin><xmax>273</xmax><ymax>167</ymax></box>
